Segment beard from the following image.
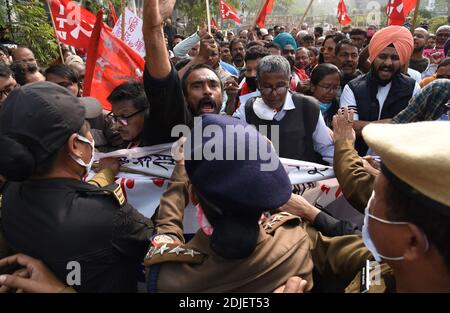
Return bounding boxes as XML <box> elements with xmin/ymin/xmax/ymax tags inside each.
<box><xmin>413</xmin><ymin>45</ymin><xmax>425</xmax><ymax>53</ymax></box>
<box><xmin>189</xmin><ymin>95</ymin><xmax>221</xmax><ymax>116</ymax></box>
<box><xmin>285</xmin><ymin>55</ymin><xmax>295</xmax><ymax>72</ymax></box>
<box><xmin>372</xmin><ymin>63</ymin><xmax>401</xmax><ymax>87</ymax></box>
<box><xmin>233</xmin><ymin>54</ymin><xmax>244</xmax><ymax>64</ymax></box>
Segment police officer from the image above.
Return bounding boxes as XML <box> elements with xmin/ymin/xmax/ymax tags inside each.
<box><xmin>145</xmin><ymin>114</ymin><xmax>314</xmax><ymax>292</ymax></box>
<box><xmin>0</xmin><ymin>82</ymin><xmax>154</xmax><ymax>292</ymax></box>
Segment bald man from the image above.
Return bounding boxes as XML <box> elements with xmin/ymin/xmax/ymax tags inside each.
<box><xmin>11</xmin><ymin>47</ymin><xmax>37</xmax><ymax>67</ymax></box>
<box><xmin>340</xmin><ymin>26</ymin><xmax>421</xmax><ymax>156</ymax></box>
<box><xmin>410</xmin><ymin>28</ymin><xmax>430</xmax><ymax>73</ymax></box>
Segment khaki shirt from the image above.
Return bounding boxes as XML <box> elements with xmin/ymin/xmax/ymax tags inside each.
<box><xmin>146</xmin><ymin>164</ymin><xmax>314</xmax><ymax>293</ymax></box>
<box><xmin>148</xmin><ymin>164</ymin><xmax>394</xmax><ymax>293</ymax></box>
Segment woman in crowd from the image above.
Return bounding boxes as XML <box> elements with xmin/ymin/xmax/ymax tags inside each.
<box><xmin>309</xmin><ymin>63</ymin><xmax>342</xmax><ymax>127</ymax></box>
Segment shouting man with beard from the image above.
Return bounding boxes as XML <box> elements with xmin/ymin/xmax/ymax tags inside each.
<box><xmin>142</xmin><ymin>0</ymin><xmax>223</xmax><ymax>145</ymax></box>
<box><xmin>340</xmin><ymin>26</ymin><xmax>421</xmax><ymax>156</ymax></box>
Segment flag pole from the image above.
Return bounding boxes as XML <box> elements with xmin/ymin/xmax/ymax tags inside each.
<box><xmin>253</xmin><ymin>0</ymin><xmax>265</xmax><ymax>29</ymax></box>
<box><xmin>410</xmin><ymin>0</ymin><xmax>421</xmax><ymax>32</ymax></box>
<box><xmin>298</xmin><ymin>0</ymin><xmax>314</xmax><ymax>29</ymax></box>
<box><xmin>206</xmin><ymin>0</ymin><xmax>212</xmax><ymax>34</ymax></box>
<box><xmin>46</xmin><ymin>0</ymin><xmax>66</xmax><ymax>64</ymax></box>
<box><xmin>121</xmin><ymin>0</ymin><xmax>127</xmax><ymax>40</ymax></box>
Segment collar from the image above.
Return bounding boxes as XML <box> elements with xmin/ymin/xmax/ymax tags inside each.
<box><xmin>253</xmin><ymin>92</ymin><xmax>295</xmax><ymax>121</ymax></box>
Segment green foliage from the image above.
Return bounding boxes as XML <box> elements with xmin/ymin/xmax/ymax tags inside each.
<box><xmin>429</xmin><ymin>16</ymin><xmax>448</xmax><ymax>34</ymax></box>
<box><xmin>175</xmin><ymin>0</ymin><xmax>241</xmax><ymax>33</ymax></box>
<box><xmin>418</xmin><ymin>9</ymin><xmax>433</xmax><ymax>19</ymax></box>
<box><xmin>1</xmin><ymin>0</ymin><xmax>58</xmax><ymax>66</ymax></box>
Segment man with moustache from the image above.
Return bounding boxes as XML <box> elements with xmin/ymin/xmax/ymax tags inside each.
<box><xmin>229</xmin><ymin>38</ymin><xmax>246</xmax><ymax>72</ymax></box>
<box><xmin>234</xmin><ymin>55</ymin><xmax>334</xmax><ymax>164</ymax></box>
<box><xmin>334</xmin><ymin>39</ymin><xmax>362</xmax><ymax>88</ymax></box>
<box><xmin>410</xmin><ymin>28</ymin><xmax>429</xmax><ymax>73</ymax></box>
<box><xmin>142</xmin><ymin>0</ymin><xmax>224</xmax><ymax>145</ymax></box>
<box><xmin>340</xmin><ymin>26</ymin><xmax>421</xmax><ymax>156</ymax></box>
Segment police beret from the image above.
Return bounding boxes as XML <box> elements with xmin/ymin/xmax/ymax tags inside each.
<box><xmin>363</xmin><ymin>121</ymin><xmax>450</xmax><ymax>214</ymax></box>
<box><xmin>185</xmin><ymin>114</ymin><xmax>292</xmax><ymax>214</ymax></box>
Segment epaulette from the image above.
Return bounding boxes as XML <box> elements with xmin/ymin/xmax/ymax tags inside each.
<box><xmin>82</xmin><ymin>183</ymin><xmax>126</xmax><ymax>207</ymax></box>
<box><xmin>262</xmin><ymin>212</ymin><xmax>301</xmax><ymax>234</ymax></box>
<box><xmin>143</xmin><ymin>243</ymin><xmax>205</xmax><ymax>267</ymax></box>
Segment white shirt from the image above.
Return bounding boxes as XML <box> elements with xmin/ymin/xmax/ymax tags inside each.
<box><xmin>233</xmin><ymin>93</ymin><xmax>334</xmax><ymax>163</ymax></box>
<box><xmin>340</xmin><ymin>80</ymin><xmax>421</xmax><ymax>120</ymax></box>
<box><xmin>407</xmin><ymin>68</ymin><xmax>422</xmax><ymax>84</ymax></box>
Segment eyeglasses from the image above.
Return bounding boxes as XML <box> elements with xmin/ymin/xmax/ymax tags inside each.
<box><xmin>320</xmin><ymin>46</ymin><xmax>334</xmax><ymax>53</ymax></box>
<box><xmin>0</xmin><ymin>84</ymin><xmax>18</xmax><ymax>99</ymax></box>
<box><xmin>317</xmin><ymin>84</ymin><xmax>340</xmax><ymax>93</ymax></box>
<box><xmin>107</xmin><ymin>109</ymin><xmax>145</xmax><ymax>126</ymax></box>
<box><xmin>259</xmin><ymin>86</ymin><xmax>289</xmax><ymax>96</ymax></box>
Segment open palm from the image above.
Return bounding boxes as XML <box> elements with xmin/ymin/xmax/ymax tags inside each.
<box><xmin>144</xmin><ymin>0</ymin><xmax>176</xmax><ymax>28</ymax></box>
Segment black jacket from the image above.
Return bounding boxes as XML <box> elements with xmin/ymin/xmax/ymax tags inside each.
<box><xmin>1</xmin><ymin>179</ymin><xmax>153</xmax><ymax>292</ymax></box>
<box><xmin>348</xmin><ymin>71</ymin><xmax>416</xmax><ymax>155</ymax></box>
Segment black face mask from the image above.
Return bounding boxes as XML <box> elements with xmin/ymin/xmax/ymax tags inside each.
<box><xmin>246</xmin><ymin>76</ymin><xmax>257</xmax><ymax>91</ymax></box>
<box><xmin>285</xmin><ymin>55</ymin><xmax>295</xmax><ymax>72</ymax></box>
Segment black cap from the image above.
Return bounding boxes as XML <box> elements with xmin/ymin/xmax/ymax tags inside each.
<box><xmin>0</xmin><ymin>81</ymin><xmax>101</xmax><ymax>181</ymax></box>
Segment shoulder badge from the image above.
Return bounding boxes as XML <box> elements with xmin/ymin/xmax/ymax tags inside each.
<box><xmin>112</xmin><ymin>185</ymin><xmax>126</xmax><ymax>206</ymax></box>
<box><xmin>262</xmin><ymin>212</ymin><xmax>301</xmax><ymax>234</ymax></box>
<box><xmin>144</xmin><ymin>242</ymin><xmax>204</xmax><ymax>267</ymax></box>
<box><xmin>92</xmin><ymin>183</ymin><xmax>126</xmax><ymax>206</ymax></box>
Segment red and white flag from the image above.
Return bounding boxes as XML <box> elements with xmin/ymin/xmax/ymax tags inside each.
<box><xmin>255</xmin><ymin>0</ymin><xmax>275</xmax><ymax>28</ymax></box>
<box><xmin>220</xmin><ymin>0</ymin><xmax>241</xmax><ymax>24</ymax></box>
<box><xmin>83</xmin><ymin>11</ymin><xmax>145</xmax><ymax>110</ymax></box>
<box><xmin>386</xmin><ymin>0</ymin><xmax>416</xmax><ymax>26</ymax></box>
<box><xmin>337</xmin><ymin>0</ymin><xmax>352</xmax><ymax>25</ymax></box>
<box><xmin>48</xmin><ymin>0</ymin><xmax>97</xmax><ymax>49</ymax></box>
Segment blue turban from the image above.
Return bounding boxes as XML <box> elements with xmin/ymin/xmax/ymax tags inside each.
<box><xmin>273</xmin><ymin>32</ymin><xmax>298</xmax><ymax>50</ymax></box>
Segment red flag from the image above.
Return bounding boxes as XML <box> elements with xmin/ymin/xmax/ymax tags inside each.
<box><xmin>49</xmin><ymin>0</ymin><xmax>97</xmax><ymax>49</ymax></box>
<box><xmin>386</xmin><ymin>0</ymin><xmax>416</xmax><ymax>26</ymax></box>
<box><xmin>403</xmin><ymin>0</ymin><xmax>417</xmax><ymax>15</ymax></box>
<box><xmin>337</xmin><ymin>0</ymin><xmax>352</xmax><ymax>25</ymax></box>
<box><xmin>256</xmin><ymin>0</ymin><xmax>275</xmax><ymax>28</ymax></box>
<box><xmin>211</xmin><ymin>18</ymin><xmax>218</xmax><ymax>30</ymax></box>
<box><xmin>220</xmin><ymin>0</ymin><xmax>241</xmax><ymax>24</ymax></box>
<box><xmin>83</xmin><ymin>11</ymin><xmax>145</xmax><ymax>110</ymax></box>
<box><xmin>108</xmin><ymin>0</ymin><xmax>118</xmax><ymax>25</ymax></box>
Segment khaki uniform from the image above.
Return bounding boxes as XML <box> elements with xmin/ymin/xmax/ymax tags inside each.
<box><xmin>333</xmin><ymin>139</ymin><xmax>375</xmax><ymax>213</ymax></box>
<box><xmin>146</xmin><ymin>164</ymin><xmax>396</xmax><ymax>293</ymax></box>
<box><xmin>145</xmin><ymin>164</ymin><xmax>314</xmax><ymax>293</ymax></box>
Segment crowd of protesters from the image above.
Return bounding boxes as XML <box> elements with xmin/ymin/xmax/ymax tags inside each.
<box><xmin>0</xmin><ymin>0</ymin><xmax>449</xmax><ymax>294</ymax></box>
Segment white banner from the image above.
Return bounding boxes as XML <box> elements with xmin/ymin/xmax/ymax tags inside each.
<box><xmin>93</xmin><ymin>145</ymin><xmax>337</xmax><ymax>234</ymax></box>
<box><xmin>112</xmin><ymin>8</ymin><xmax>145</xmax><ymax>57</ymax></box>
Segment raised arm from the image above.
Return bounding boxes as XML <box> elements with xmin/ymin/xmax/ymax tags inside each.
<box><xmin>143</xmin><ymin>0</ymin><xmax>176</xmax><ymax>79</ymax></box>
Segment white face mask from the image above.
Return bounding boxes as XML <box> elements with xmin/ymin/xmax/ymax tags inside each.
<box><xmin>70</xmin><ymin>134</ymin><xmax>95</xmax><ymax>177</ymax></box>
<box><xmin>362</xmin><ymin>191</ymin><xmax>410</xmax><ymax>262</ymax></box>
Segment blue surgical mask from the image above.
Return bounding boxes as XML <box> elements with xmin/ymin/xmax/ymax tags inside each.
<box><xmin>319</xmin><ymin>102</ymin><xmax>332</xmax><ymax>114</ymax></box>
<box><xmin>362</xmin><ymin>191</ymin><xmax>410</xmax><ymax>262</ymax></box>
